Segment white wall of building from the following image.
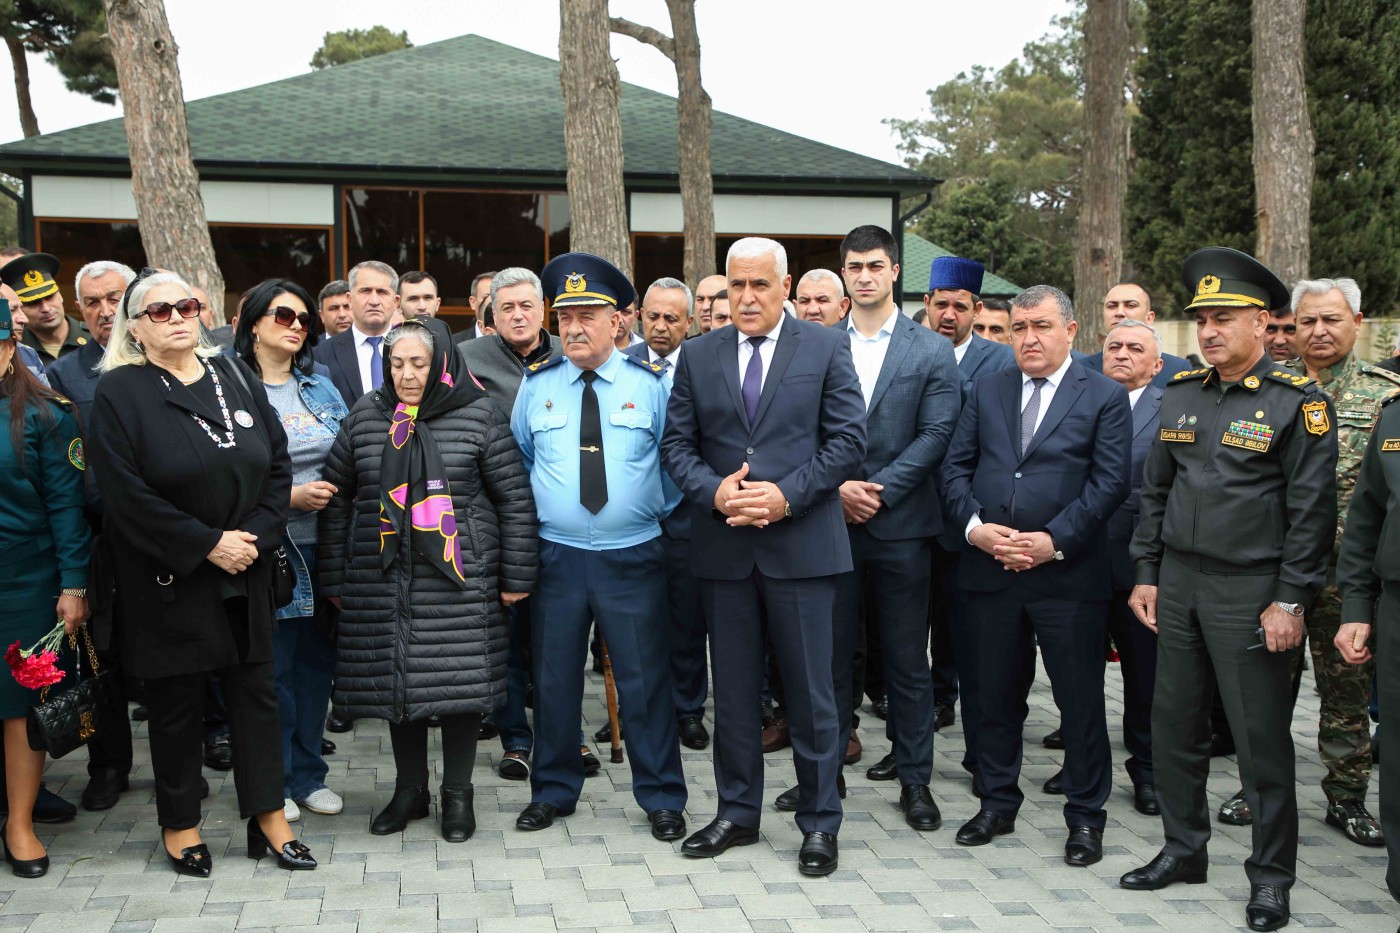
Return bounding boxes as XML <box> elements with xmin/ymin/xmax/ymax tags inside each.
<box><xmin>631</xmin><ymin>192</ymin><xmax>891</xmax><ymax>236</ymax></box>
<box><xmin>31</xmin><ymin>176</ymin><xmax>335</xmax><ymax>226</ymax></box>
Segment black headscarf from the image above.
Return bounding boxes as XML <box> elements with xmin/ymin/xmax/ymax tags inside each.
<box><xmin>376</xmin><ymin>316</ymin><xmax>488</xmax><ymax>588</ymax></box>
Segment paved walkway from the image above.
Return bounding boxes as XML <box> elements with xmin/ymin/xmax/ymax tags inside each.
<box><xmin>6</xmin><ymin>662</ymin><xmax>1398</xmax><ymax>932</ymax></box>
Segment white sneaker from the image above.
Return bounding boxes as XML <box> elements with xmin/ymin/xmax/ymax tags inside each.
<box><xmin>297</xmin><ymin>787</ymin><xmax>343</xmax><ymax>815</ymax></box>
<box><xmin>283</xmin><ymin>797</ymin><xmax>301</xmax><ymax>822</ymax></box>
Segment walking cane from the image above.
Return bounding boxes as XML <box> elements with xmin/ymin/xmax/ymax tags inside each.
<box><xmin>599</xmin><ymin>634</ymin><xmax>624</xmax><ymax>763</ymax></box>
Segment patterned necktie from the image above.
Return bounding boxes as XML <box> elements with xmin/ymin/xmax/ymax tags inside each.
<box><xmin>1020</xmin><ymin>377</ymin><xmax>1047</xmax><ymax>456</ymax></box>
<box><xmin>366</xmin><ymin>336</ymin><xmax>384</xmax><ymax>390</ymax></box>
<box><xmin>579</xmin><ymin>371</ymin><xmax>608</xmax><ymax>514</ymax></box>
<box><xmin>742</xmin><ymin>336</ymin><xmax>765</xmax><ymax>424</ymax></box>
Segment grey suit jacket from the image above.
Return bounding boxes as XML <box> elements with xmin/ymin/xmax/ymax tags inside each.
<box><xmin>1107</xmin><ymin>384</ymin><xmax>1163</xmax><ymax>589</ymax></box>
<box><xmin>956</xmin><ymin>333</ymin><xmax>1016</xmax><ymax>397</ymax></box>
<box><xmin>457</xmin><ymin>332</ymin><xmax>564</xmax><ymax>417</ymax></box>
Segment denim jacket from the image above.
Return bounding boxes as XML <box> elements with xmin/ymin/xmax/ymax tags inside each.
<box><xmin>276</xmin><ymin>365</ymin><xmax>348</xmax><ymax>621</ymax></box>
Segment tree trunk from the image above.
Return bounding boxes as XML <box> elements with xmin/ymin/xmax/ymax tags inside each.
<box><xmin>663</xmin><ymin>0</ymin><xmax>715</xmax><ymax>294</ymax></box>
<box><xmin>5</xmin><ymin>34</ymin><xmax>39</xmax><ymax>138</ymax></box>
<box><xmin>560</xmin><ymin>0</ymin><xmax>632</xmax><ymax>283</ymax></box>
<box><xmin>103</xmin><ymin>0</ymin><xmax>226</xmax><ymax>324</ymax></box>
<box><xmin>1252</xmin><ymin>0</ymin><xmax>1314</xmax><ymax>287</ymax></box>
<box><xmin>1073</xmin><ymin>0</ymin><xmax>1129</xmax><ymax>350</ymax></box>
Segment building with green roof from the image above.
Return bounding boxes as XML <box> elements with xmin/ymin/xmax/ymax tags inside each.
<box><xmin>899</xmin><ymin>232</ymin><xmax>1022</xmax><ymax>314</ymax></box>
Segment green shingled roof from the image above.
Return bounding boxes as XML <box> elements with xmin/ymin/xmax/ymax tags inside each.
<box><xmin>901</xmin><ymin>231</ymin><xmax>1022</xmax><ymax>299</ymax></box>
<box><xmin>0</xmin><ymin>34</ymin><xmax>930</xmax><ymax>192</ymax></box>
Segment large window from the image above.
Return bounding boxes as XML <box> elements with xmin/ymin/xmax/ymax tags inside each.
<box><xmin>632</xmin><ymin>234</ymin><xmax>844</xmax><ymax>298</ymax></box>
<box><xmin>35</xmin><ymin>219</ymin><xmax>333</xmax><ymax>315</ymax></box>
<box><xmin>344</xmin><ymin>187</ymin><xmax>570</xmax><ymax>330</ymax></box>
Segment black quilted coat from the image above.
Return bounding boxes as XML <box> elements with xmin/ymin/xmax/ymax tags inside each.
<box><xmin>318</xmin><ymin>391</ymin><xmax>537</xmax><ymax>723</ymax></box>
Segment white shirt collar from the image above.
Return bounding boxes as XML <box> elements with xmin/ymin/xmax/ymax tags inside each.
<box><xmin>1023</xmin><ymin>351</ymin><xmax>1075</xmax><ymax>389</ymax></box>
<box><xmin>1128</xmin><ymin>385</ymin><xmax>1148</xmax><ymax>409</ymax></box>
<box><xmin>745</xmin><ymin>317</ymin><xmax>784</xmax><ymax>344</ymax></box>
<box><xmin>846</xmin><ymin>307</ymin><xmax>900</xmax><ymax>339</ymax></box>
<box><xmin>351</xmin><ymin>324</ymin><xmax>388</xmax><ymax>347</ymax></box>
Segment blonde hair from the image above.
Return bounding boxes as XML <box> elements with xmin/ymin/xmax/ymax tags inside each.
<box><xmin>101</xmin><ymin>272</ymin><xmax>221</xmax><ymax>373</ymax></box>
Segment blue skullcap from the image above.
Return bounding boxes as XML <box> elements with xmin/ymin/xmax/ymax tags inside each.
<box><xmin>928</xmin><ymin>256</ymin><xmax>985</xmax><ymax>295</ymax></box>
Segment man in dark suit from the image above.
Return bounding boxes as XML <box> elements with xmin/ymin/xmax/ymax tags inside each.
<box><xmin>662</xmin><ymin>237</ymin><xmax>867</xmax><ymax>876</ymax></box>
<box><xmin>1081</xmin><ymin>284</ymin><xmax>1191</xmax><ymax>388</ymax></box>
<box><xmin>312</xmin><ymin>260</ymin><xmax>399</xmax><ymax>408</ymax></box>
<box><xmin>772</xmin><ymin>226</ymin><xmax>959</xmax><ymax>830</ymax></box>
<box><xmin>943</xmin><ymin>285</ymin><xmax>1131</xmax><ymax>867</ymax></box>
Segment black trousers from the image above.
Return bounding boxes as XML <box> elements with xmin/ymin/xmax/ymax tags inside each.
<box><xmin>1107</xmin><ymin>588</ymin><xmax>1157</xmax><ymax>786</ymax></box>
<box><xmin>1154</xmin><ymin>554</ymin><xmax>1299</xmax><ymax>887</ymax></box>
<box><xmin>662</xmin><ymin>534</ymin><xmax>709</xmax><ymax>722</ymax></box>
<box><xmin>1377</xmin><ymin>586</ymin><xmax>1400</xmax><ymax>902</ymax></box>
<box><xmin>389</xmin><ymin>714</ymin><xmax>483</xmax><ymax>790</ymax></box>
<box><xmin>144</xmin><ymin>658</ymin><xmax>283</xmax><ymax>829</ymax></box>
<box><xmin>969</xmin><ymin>588</ymin><xmax>1112</xmax><ymax>830</ymax></box>
<box><xmin>928</xmin><ymin>542</ymin><xmax>961</xmax><ymax>711</ymax></box>
<box><xmin>833</xmin><ymin>529</ymin><xmax>934</xmax><ymax>785</ymax></box>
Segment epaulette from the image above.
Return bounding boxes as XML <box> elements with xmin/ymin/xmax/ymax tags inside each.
<box><xmin>1384</xmin><ymin>393</ymin><xmax>1400</xmax><ymax>407</ymax></box>
<box><xmin>49</xmin><ymin>394</ymin><xmax>73</xmax><ymax>411</ymax></box>
<box><xmin>1168</xmin><ymin>367</ymin><xmax>1210</xmax><ymax>384</ymax></box>
<box><xmin>1265</xmin><ymin>368</ymin><xmax>1315</xmax><ymax>390</ymax></box>
<box><xmin>624</xmin><ymin>353</ymin><xmax>667</xmax><ymax>377</ymax></box>
<box><xmin>1361</xmin><ymin>361</ymin><xmax>1400</xmax><ymax>389</ymax></box>
<box><xmin>524</xmin><ymin>356</ymin><xmax>566</xmax><ymax>377</ymax></box>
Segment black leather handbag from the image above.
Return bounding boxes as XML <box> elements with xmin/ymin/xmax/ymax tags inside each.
<box><xmin>273</xmin><ymin>545</ymin><xmax>295</xmax><ymax>609</ymax></box>
<box><xmin>26</xmin><ymin>627</ymin><xmax>118</xmax><ymax>759</ymax></box>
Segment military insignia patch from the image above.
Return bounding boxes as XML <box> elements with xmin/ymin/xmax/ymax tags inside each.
<box><xmin>67</xmin><ymin>438</ymin><xmax>85</xmax><ymax>471</ymax></box>
<box><xmin>1176</xmin><ymin>414</ymin><xmax>1187</xmax><ymax>428</ymax></box>
<box><xmin>1382</xmin><ymin>439</ymin><xmax>1400</xmax><ymax>452</ymax></box>
<box><xmin>1302</xmin><ymin>399</ymin><xmax>1331</xmax><ymax>435</ymax></box>
<box><xmin>23</xmin><ymin>270</ymin><xmax>42</xmax><ymax>288</ymax></box>
<box><xmin>1221</xmin><ymin>419</ymin><xmax>1274</xmax><ymax>452</ymax></box>
<box><xmin>1243</xmin><ymin>375</ymin><xmax>1260</xmax><ymax>389</ymax></box>
<box><xmin>564</xmin><ymin>273</ymin><xmax>587</xmax><ymax>295</ymax></box>
<box><xmin>1197</xmin><ymin>274</ymin><xmax>1222</xmax><ymax>296</ymax></box>
<box><xmin>1159</xmin><ymin>429</ymin><xmax>1195</xmax><ymax>443</ymax></box>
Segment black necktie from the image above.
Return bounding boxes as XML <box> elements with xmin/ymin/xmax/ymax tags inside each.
<box><xmin>579</xmin><ymin>371</ymin><xmax>608</xmax><ymax>514</ymax></box>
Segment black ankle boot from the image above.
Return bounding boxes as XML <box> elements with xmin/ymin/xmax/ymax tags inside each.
<box><xmin>440</xmin><ymin>785</ymin><xmax>475</xmax><ymax>843</ymax></box>
<box><xmin>370</xmin><ymin>785</ymin><xmax>430</xmax><ymax>835</ymax></box>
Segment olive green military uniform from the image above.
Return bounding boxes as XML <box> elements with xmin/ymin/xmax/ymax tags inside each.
<box><xmin>1132</xmin><ymin>355</ymin><xmax>1338</xmax><ymax>888</ymax></box>
<box><xmin>1286</xmin><ymin>353</ymin><xmax>1400</xmax><ymax>812</ymax></box>
<box><xmin>1337</xmin><ymin>395</ymin><xmax>1400</xmax><ymax>900</ymax></box>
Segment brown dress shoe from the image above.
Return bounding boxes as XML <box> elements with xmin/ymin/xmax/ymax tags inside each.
<box><xmin>762</xmin><ymin>714</ymin><xmax>790</xmax><ymax>753</ymax></box>
<box><xmin>845</xmin><ymin>729</ymin><xmax>862</xmax><ymax>765</ymax></box>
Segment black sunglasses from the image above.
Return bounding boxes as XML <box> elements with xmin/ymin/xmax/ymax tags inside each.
<box><xmin>268</xmin><ymin>305</ymin><xmax>314</xmax><ymax>330</ymax></box>
<box><xmin>133</xmin><ymin>298</ymin><xmax>202</xmax><ymax>323</ymax></box>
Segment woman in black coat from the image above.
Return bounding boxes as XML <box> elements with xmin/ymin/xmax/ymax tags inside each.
<box><xmin>320</xmin><ymin>315</ymin><xmax>537</xmax><ymax>842</ymax></box>
<box><xmin>88</xmin><ymin>271</ymin><xmax>315</xmax><ymax>875</ymax></box>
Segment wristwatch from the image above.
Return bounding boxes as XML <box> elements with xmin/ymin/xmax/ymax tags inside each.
<box><xmin>1274</xmin><ymin>601</ymin><xmax>1304</xmax><ymax>617</ymax></box>
<box><xmin>783</xmin><ymin>500</ymin><xmax>792</xmax><ymax>519</ymax></box>
<box><xmin>1049</xmin><ymin>536</ymin><xmax>1064</xmax><ymax>561</ymax></box>
<box><xmin>61</xmin><ymin>587</ymin><xmax>87</xmax><ymax>598</ymax></box>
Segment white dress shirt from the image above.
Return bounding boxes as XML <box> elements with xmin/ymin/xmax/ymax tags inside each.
<box><xmin>737</xmin><ymin>318</ymin><xmax>783</xmax><ymax>394</ymax></box>
<box><xmin>846</xmin><ymin>308</ymin><xmax>899</xmax><ymax>409</ymax></box>
<box><xmin>648</xmin><ymin>345</ymin><xmax>682</xmax><ymax>370</ymax></box>
<box><xmin>352</xmin><ymin>325</ymin><xmax>390</xmax><ymax>395</ymax></box>
<box><xmin>1128</xmin><ymin>385</ymin><xmax>1147</xmax><ymax>409</ymax></box>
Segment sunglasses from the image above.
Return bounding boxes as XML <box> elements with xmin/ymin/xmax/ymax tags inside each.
<box><xmin>268</xmin><ymin>305</ymin><xmax>314</xmax><ymax>330</ymax></box>
<box><xmin>133</xmin><ymin>298</ymin><xmax>202</xmax><ymax>323</ymax></box>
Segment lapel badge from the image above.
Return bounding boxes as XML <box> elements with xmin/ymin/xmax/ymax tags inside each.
<box><xmin>1187</xmin><ymin>416</ymin><xmax>1197</xmax><ymax>425</ymax></box>
<box><xmin>622</xmin><ymin>402</ymin><xmax>635</xmax><ymax>410</ymax></box>
<box><xmin>234</xmin><ymin>410</ymin><xmax>254</xmax><ymax>429</ymax></box>
<box><xmin>1243</xmin><ymin>375</ymin><xmax>1261</xmax><ymax>389</ymax></box>
<box><xmin>1177</xmin><ymin>414</ymin><xmax>1187</xmax><ymax>428</ymax></box>
<box><xmin>545</xmin><ymin>399</ymin><xmax>552</xmax><ymax>410</ymax></box>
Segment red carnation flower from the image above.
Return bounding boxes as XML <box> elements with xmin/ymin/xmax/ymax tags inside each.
<box><xmin>5</xmin><ymin>642</ymin><xmax>21</xmax><ymax>670</ymax></box>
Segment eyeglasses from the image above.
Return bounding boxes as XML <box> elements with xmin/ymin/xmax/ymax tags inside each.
<box><xmin>133</xmin><ymin>298</ymin><xmax>202</xmax><ymax>323</ymax></box>
<box><xmin>269</xmin><ymin>306</ymin><xmax>314</xmax><ymax>330</ymax></box>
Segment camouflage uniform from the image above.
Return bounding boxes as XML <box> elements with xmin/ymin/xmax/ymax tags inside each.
<box><xmin>1290</xmin><ymin>353</ymin><xmax>1400</xmax><ymax>804</ymax></box>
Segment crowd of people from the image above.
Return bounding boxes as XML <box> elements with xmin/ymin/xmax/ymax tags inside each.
<box><xmin>0</xmin><ymin>225</ymin><xmax>1397</xmax><ymax>933</ymax></box>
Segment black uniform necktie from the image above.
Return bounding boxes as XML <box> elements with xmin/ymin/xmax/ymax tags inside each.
<box><xmin>579</xmin><ymin>370</ymin><xmax>608</xmax><ymax>514</ymax></box>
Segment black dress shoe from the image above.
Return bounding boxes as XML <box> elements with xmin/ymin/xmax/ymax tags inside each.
<box><xmin>866</xmin><ymin>752</ymin><xmax>898</xmax><ymax>781</ymax></box>
<box><xmin>163</xmin><ymin>840</ymin><xmax>210</xmax><ymax>878</ymax></box>
<box><xmin>1043</xmin><ymin>769</ymin><xmax>1064</xmax><ymax>795</ymax></box>
<box><xmin>1134</xmin><ymin>782</ymin><xmax>1160</xmax><ymax>816</ymax></box>
<box><xmin>246</xmin><ymin>817</ymin><xmax>316</xmax><ymax>870</ymax></box>
<box><xmin>1064</xmin><ymin>826</ymin><xmax>1103</xmax><ymax>866</ymax></box>
<box><xmin>427</xmin><ymin>715</ymin><xmax>441</xmax><ymax>727</ymax></box>
<box><xmin>681</xmin><ymin>819</ymin><xmax>759</xmax><ymax>857</ymax></box>
<box><xmin>871</xmin><ymin>695</ymin><xmax>888</xmax><ymax>720</ymax></box>
<box><xmin>131</xmin><ymin>704</ymin><xmax>148</xmax><ymax>722</ymax></box>
<box><xmin>1245</xmin><ymin>883</ymin><xmax>1290</xmax><ymax>931</ymax></box>
<box><xmin>516</xmin><ymin>802</ymin><xmax>561</xmax><ymax>831</ymax></box>
<box><xmin>2</xmin><ymin>820</ymin><xmax>48</xmax><ymax>879</ymax></box>
<box><xmin>32</xmin><ymin>785</ymin><xmax>76</xmax><ymax>824</ymax></box>
<box><xmin>956</xmin><ymin>810</ymin><xmax>1015</xmax><ymax>846</ymax></box>
<box><xmin>1119</xmin><ymin>852</ymin><xmax>1209</xmax><ymax>890</ymax></box>
<box><xmin>203</xmin><ymin>734</ymin><xmax>233</xmax><ymax>771</ymax></box>
<box><xmin>679</xmin><ymin>717</ymin><xmax>710</xmax><ymax>750</ymax></box>
<box><xmin>933</xmin><ymin>703</ymin><xmax>955</xmax><ymax>731</ymax></box>
<box><xmin>369</xmin><ymin>785</ymin><xmax>430</xmax><ymax>835</ymax></box>
<box><xmin>900</xmin><ymin>785</ymin><xmax>942</xmax><ymax>831</ymax></box>
<box><xmin>478</xmin><ymin>717</ymin><xmax>500</xmax><ymax>740</ymax></box>
<box><xmin>648</xmin><ymin>809</ymin><xmax>686</xmax><ymax>841</ymax></box>
<box><xmin>581</xmin><ymin>746</ymin><xmax>601</xmax><ymax>776</ymax></box>
<box><xmin>798</xmin><ymin>831</ymin><xmax>838</xmax><ymax>876</ymax></box>
<box><xmin>440</xmin><ymin>785</ymin><xmax>475</xmax><ymax>843</ymax></box>
<box><xmin>594</xmin><ymin>722</ymin><xmax>617</xmax><ymax>743</ymax></box>
<box><xmin>81</xmin><ymin>770</ymin><xmax>129</xmax><ymax>811</ymax></box>
<box><xmin>1042</xmin><ymin>729</ymin><xmax>1064</xmax><ymax>750</ymax></box>
<box><xmin>321</xmin><ymin>738</ymin><xmax>336</xmax><ymax>756</ymax></box>
<box><xmin>1209</xmin><ymin>731</ymin><xmax>1236</xmax><ymax>757</ymax></box>
<box><xmin>325</xmin><ymin>708</ymin><xmax>352</xmax><ymax>733</ymax></box>
<box><xmin>774</xmin><ymin>774</ymin><xmax>846</xmax><ymax>812</ymax></box>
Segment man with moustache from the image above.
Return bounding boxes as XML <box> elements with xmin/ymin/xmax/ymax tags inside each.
<box><xmin>694</xmin><ymin>274</ymin><xmax>727</xmax><ymax>334</ymax></box>
<box><xmin>313</xmin><ymin>261</ymin><xmax>399</xmax><ymax>407</ymax></box>
<box><xmin>1081</xmin><ymin>284</ymin><xmax>1192</xmax><ymax>387</ymax></box>
<box><xmin>318</xmin><ymin>281</ymin><xmax>352</xmax><ymax>337</ymax></box>
<box><xmin>794</xmin><ymin>269</ymin><xmax>850</xmax><ymax>327</ymax></box>
<box><xmin>1</xmin><ymin>253</ymin><xmax>91</xmax><ymax>363</ymax></box>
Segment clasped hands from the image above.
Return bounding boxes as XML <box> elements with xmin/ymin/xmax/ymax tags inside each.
<box><xmin>968</xmin><ymin>522</ymin><xmax>1055</xmax><ymax>571</ymax></box>
<box><xmin>207</xmin><ymin>530</ymin><xmax>258</xmax><ymax>574</ymax></box>
<box><xmin>714</xmin><ymin>462</ymin><xmax>788</xmax><ymax>528</ymax></box>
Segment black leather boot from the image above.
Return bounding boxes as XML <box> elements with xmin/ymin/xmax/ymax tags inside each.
<box><xmin>440</xmin><ymin>785</ymin><xmax>475</xmax><ymax>843</ymax></box>
<box><xmin>369</xmin><ymin>785</ymin><xmax>430</xmax><ymax>835</ymax></box>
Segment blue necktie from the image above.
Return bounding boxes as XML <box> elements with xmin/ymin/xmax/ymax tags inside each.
<box><xmin>366</xmin><ymin>336</ymin><xmax>384</xmax><ymax>390</ymax></box>
<box><xmin>742</xmin><ymin>336</ymin><xmax>764</xmax><ymax>425</ymax></box>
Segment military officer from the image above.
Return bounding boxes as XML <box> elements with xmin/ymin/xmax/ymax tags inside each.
<box><xmin>1335</xmin><ymin>394</ymin><xmax>1400</xmax><ymax>904</ymax></box>
<box><xmin>0</xmin><ymin>253</ymin><xmax>91</xmax><ymax>363</ymax></box>
<box><xmin>509</xmin><ymin>252</ymin><xmax>687</xmax><ymax>841</ymax></box>
<box><xmin>1120</xmin><ymin>247</ymin><xmax>1338</xmax><ymax>933</ymax></box>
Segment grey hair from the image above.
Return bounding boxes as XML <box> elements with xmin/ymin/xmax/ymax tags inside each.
<box><xmin>798</xmin><ymin>268</ymin><xmax>846</xmax><ymax>296</ymax></box>
<box><xmin>348</xmin><ymin>260</ymin><xmax>399</xmax><ymax>294</ymax></box>
<box><xmin>74</xmin><ymin>260</ymin><xmax>135</xmax><ymax>297</ymax></box>
<box><xmin>645</xmin><ymin>276</ymin><xmax>693</xmax><ymax>314</ymax></box>
<box><xmin>1104</xmin><ymin>318</ymin><xmax>1162</xmax><ymax>357</ymax></box>
<box><xmin>1291</xmin><ymin>277</ymin><xmax>1361</xmax><ymax>316</ymax></box>
<box><xmin>490</xmin><ymin>267</ymin><xmax>544</xmax><ymax>306</ymax></box>
<box><xmin>1012</xmin><ymin>284</ymin><xmax>1074</xmax><ymax>324</ymax></box>
<box><xmin>726</xmin><ymin>237</ymin><xmax>788</xmax><ymax>280</ymax></box>
<box><xmin>384</xmin><ymin>320</ymin><xmax>434</xmax><ymax>355</ymax></box>
<box><xmin>101</xmin><ymin>272</ymin><xmax>219</xmax><ymax>372</ymax></box>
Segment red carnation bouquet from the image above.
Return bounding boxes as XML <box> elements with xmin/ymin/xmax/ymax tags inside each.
<box><xmin>6</xmin><ymin>621</ymin><xmax>66</xmax><ymax>690</ymax></box>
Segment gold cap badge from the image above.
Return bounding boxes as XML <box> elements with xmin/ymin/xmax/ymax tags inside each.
<box><xmin>564</xmin><ymin>273</ymin><xmax>587</xmax><ymax>295</ymax></box>
<box><xmin>1197</xmin><ymin>275</ymin><xmax>1221</xmax><ymax>296</ymax></box>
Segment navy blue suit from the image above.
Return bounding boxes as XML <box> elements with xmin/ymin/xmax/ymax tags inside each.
<box><xmin>625</xmin><ymin>342</ymin><xmax>709</xmax><ymax>723</ymax></box>
<box><xmin>312</xmin><ymin>328</ymin><xmax>369</xmax><ymax>409</ymax></box>
<box><xmin>943</xmin><ymin>357</ymin><xmax>1131</xmax><ymax>830</ymax></box>
<box><xmin>1083</xmin><ymin>349</ymin><xmax>1192</xmax><ymax>388</ymax></box>
<box><xmin>662</xmin><ymin>314</ymin><xmax>866</xmax><ymax>835</ymax></box>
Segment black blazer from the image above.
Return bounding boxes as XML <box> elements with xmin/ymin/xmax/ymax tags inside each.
<box><xmin>942</xmin><ymin>357</ymin><xmax>1132</xmax><ymax>599</ymax></box>
<box><xmin>957</xmin><ymin>333</ymin><xmax>1016</xmax><ymax>397</ymax></box>
<box><xmin>313</xmin><ymin>328</ymin><xmax>369</xmax><ymax>408</ymax></box>
<box><xmin>662</xmin><ymin>314</ymin><xmax>867</xmax><ymax>580</ymax></box>
<box><xmin>88</xmin><ymin>356</ymin><xmax>291</xmax><ymax>679</ymax></box>
<box><xmin>1107</xmin><ymin>384</ymin><xmax>1163</xmax><ymax>589</ymax></box>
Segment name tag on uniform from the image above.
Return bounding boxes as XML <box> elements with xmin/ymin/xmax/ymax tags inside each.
<box><xmin>1382</xmin><ymin>439</ymin><xmax>1400</xmax><ymax>452</ymax></box>
<box><xmin>1159</xmin><ymin>429</ymin><xmax>1194</xmax><ymax>442</ymax></box>
<box><xmin>1222</xmin><ymin>418</ymin><xmax>1274</xmax><ymax>452</ymax></box>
